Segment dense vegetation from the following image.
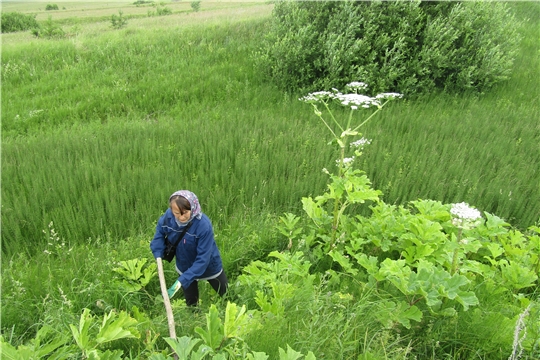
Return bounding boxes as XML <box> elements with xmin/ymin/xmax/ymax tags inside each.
<box><xmin>1</xmin><ymin>1</ymin><xmax>539</xmax><ymax>359</ymax></box>
<box><xmin>257</xmin><ymin>0</ymin><xmax>522</xmax><ymax>96</ymax></box>
<box><xmin>1</xmin><ymin>11</ymin><xmax>39</xmax><ymax>33</ymax></box>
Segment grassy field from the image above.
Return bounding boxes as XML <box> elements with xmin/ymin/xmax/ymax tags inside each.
<box><xmin>1</xmin><ymin>1</ymin><xmax>539</xmax><ymax>358</ymax></box>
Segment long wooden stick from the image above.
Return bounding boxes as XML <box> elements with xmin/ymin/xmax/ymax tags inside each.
<box><xmin>156</xmin><ymin>257</ymin><xmax>177</xmax><ymax>341</ymax></box>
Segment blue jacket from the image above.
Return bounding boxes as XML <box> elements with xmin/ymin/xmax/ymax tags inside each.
<box><xmin>150</xmin><ymin>209</ymin><xmax>223</xmax><ymax>289</ymax></box>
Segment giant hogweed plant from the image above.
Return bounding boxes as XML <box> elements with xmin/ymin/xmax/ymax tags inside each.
<box><xmin>294</xmin><ymin>82</ymin><xmax>539</xmax><ymax>330</ymax></box>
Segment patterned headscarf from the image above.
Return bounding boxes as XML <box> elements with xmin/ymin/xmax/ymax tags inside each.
<box><xmin>169</xmin><ymin>190</ymin><xmax>202</xmax><ymax>221</ymax></box>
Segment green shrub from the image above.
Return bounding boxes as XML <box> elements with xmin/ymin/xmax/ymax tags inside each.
<box><xmin>156</xmin><ymin>6</ymin><xmax>172</xmax><ymax>16</ymax></box>
<box><xmin>191</xmin><ymin>1</ymin><xmax>201</xmax><ymax>12</ymax></box>
<box><xmin>45</xmin><ymin>4</ymin><xmax>59</xmax><ymax>11</ymax></box>
<box><xmin>134</xmin><ymin>0</ymin><xmax>154</xmax><ymax>6</ymax></box>
<box><xmin>149</xmin><ymin>6</ymin><xmax>172</xmax><ymax>16</ymax></box>
<box><xmin>31</xmin><ymin>16</ymin><xmax>65</xmax><ymax>39</ymax></box>
<box><xmin>258</xmin><ymin>0</ymin><xmax>522</xmax><ymax>96</ymax></box>
<box><xmin>1</xmin><ymin>12</ymin><xmax>39</xmax><ymax>33</ymax></box>
<box><xmin>111</xmin><ymin>10</ymin><xmax>128</xmax><ymax>29</ymax></box>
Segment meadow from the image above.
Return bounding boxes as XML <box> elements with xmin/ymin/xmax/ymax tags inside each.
<box><xmin>1</xmin><ymin>1</ymin><xmax>539</xmax><ymax>359</ymax></box>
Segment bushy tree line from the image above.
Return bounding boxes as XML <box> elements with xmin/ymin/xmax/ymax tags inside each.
<box><xmin>1</xmin><ymin>12</ymin><xmax>39</xmax><ymax>33</ymax></box>
<box><xmin>257</xmin><ymin>0</ymin><xmax>522</xmax><ymax>96</ymax></box>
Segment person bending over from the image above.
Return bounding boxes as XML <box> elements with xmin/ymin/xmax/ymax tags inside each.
<box><xmin>150</xmin><ymin>190</ymin><xmax>228</xmax><ymax>306</ymax></box>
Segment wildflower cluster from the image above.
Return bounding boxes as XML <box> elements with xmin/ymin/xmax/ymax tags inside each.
<box><xmin>450</xmin><ymin>202</ymin><xmax>482</xmax><ymax>229</ymax></box>
<box><xmin>350</xmin><ymin>137</ymin><xmax>372</xmax><ymax>148</ymax></box>
<box><xmin>299</xmin><ymin>82</ymin><xmax>403</xmax><ymax>111</ymax></box>
<box><xmin>336</xmin><ymin>156</ymin><xmax>355</xmax><ymax>167</ymax></box>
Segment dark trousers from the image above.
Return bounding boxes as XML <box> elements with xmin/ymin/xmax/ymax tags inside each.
<box><xmin>183</xmin><ymin>271</ymin><xmax>228</xmax><ymax>306</ymax></box>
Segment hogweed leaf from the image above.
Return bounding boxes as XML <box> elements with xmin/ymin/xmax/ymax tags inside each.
<box><xmin>0</xmin><ymin>337</ymin><xmax>25</xmax><ymax>360</ymax></box>
<box><xmin>195</xmin><ymin>305</ymin><xmax>224</xmax><ymax>350</ymax></box>
<box><xmin>164</xmin><ymin>336</ymin><xmax>202</xmax><ymax>360</ymax></box>
<box><xmin>70</xmin><ymin>308</ymin><xmax>94</xmax><ymax>351</ymax></box>
<box><xmin>28</xmin><ymin>325</ymin><xmax>69</xmax><ymax>358</ymax></box>
<box><xmin>190</xmin><ymin>344</ymin><xmax>213</xmax><ymax>360</ymax></box>
<box><xmin>501</xmin><ymin>261</ymin><xmax>538</xmax><ymax>290</ymax></box>
<box><xmin>88</xmin><ymin>349</ymin><xmax>124</xmax><ymax>360</ymax></box>
<box><xmin>247</xmin><ymin>352</ymin><xmax>270</xmax><ymax>360</ymax></box>
<box><xmin>397</xmin><ymin>303</ymin><xmax>423</xmax><ymax>328</ymax></box>
<box><xmin>379</xmin><ymin>259</ymin><xmax>411</xmax><ymax>294</ymax></box>
<box><xmin>113</xmin><ymin>258</ymin><xmax>146</xmax><ymax>281</ymax></box>
<box><xmin>223</xmin><ymin>302</ymin><xmax>253</xmax><ymax>339</ymax></box>
<box><xmin>455</xmin><ymin>291</ymin><xmax>479</xmax><ymax>311</ymax></box>
<box><xmin>141</xmin><ymin>263</ymin><xmax>157</xmax><ymax>287</ymax></box>
<box><xmin>95</xmin><ymin>310</ymin><xmax>139</xmax><ymax>345</ymax></box>
<box><xmin>278</xmin><ymin>345</ymin><xmax>303</xmax><ymax>360</ymax></box>
<box><xmin>329</xmin><ymin>249</ymin><xmax>358</xmax><ymax>275</ymax></box>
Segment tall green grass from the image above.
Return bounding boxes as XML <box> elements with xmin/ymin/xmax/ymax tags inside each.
<box><xmin>357</xmin><ymin>2</ymin><xmax>539</xmax><ymax>228</ymax></box>
<box><xmin>1</xmin><ymin>2</ymin><xmax>538</xmax><ymax>258</ymax></box>
<box><xmin>1</xmin><ymin>18</ymin><xmax>337</xmax><ymax>255</ymax></box>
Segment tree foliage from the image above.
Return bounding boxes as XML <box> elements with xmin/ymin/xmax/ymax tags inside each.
<box><xmin>257</xmin><ymin>0</ymin><xmax>522</xmax><ymax>96</ymax></box>
<box><xmin>1</xmin><ymin>12</ymin><xmax>39</xmax><ymax>33</ymax></box>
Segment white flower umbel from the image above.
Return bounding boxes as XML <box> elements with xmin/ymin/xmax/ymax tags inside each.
<box><xmin>345</xmin><ymin>81</ymin><xmax>368</xmax><ymax>92</ymax></box>
<box><xmin>376</xmin><ymin>92</ymin><xmax>404</xmax><ymax>100</ymax></box>
<box><xmin>451</xmin><ymin>202</ymin><xmax>482</xmax><ymax>229</ymax></box>
<box><xmin>333</xmin><ymin>93</ymin><xmax>380</xmax><ymax>109</ymax></box>
<box><xmin>350</xmin><ymin>137</ymin><xmax>372</xmax><ymax>148</ymax></box>
<box><xmin>298</xmin><ymin>91</ymin><xmax>334</xmax><ymax>103</ymax></box>
<box><xmin>336</xmin><ymin>156</ymin><xmax>355</xmax><ymax>167</ymax></box>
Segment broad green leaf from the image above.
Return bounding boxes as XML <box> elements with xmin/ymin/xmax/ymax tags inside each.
<box><xmin>329</xmin><ymin>249</ymin><xmax>358</xmax><ymax>275</ymax></box>
<box><xmin>224</xmin><ymin>302</ymin><xmax>254</xmax><ymax>339</ymax></box>
<box><xmin>353</xmin><ymin>254</ymin><xmax>382</xmax><ymax>280</ymax></box>
<box><xmin>88</xmin><ymin>349</ymin><xmax>124</xmax><ymax>360</ymax></box>
<box><xmin>95</xmin><ymin>310</ymin><xmax>139</xmax><ymax>345</ymax></box>
<box><xmin>501</xmin><ymin>261</ymin><xmax>538</xmax><ymax>290</ymax></box>
<box><xmin>191</xmin><ymin>345</ymin><xmax>213</xmax><ymax>360</ymax></box>
<box><xmin>301</xmin><ymin>197</ymin><xmax>325</xmax><ymax>223</ymax></box>
<box><xmin>379</xmin><ymin>259</ymin><xmax>411</xmax><ymax>294</ymax></box>
<box><xmin>113</xmin><ymin>258</ymin><xmax>146</xmax><ymax>281</ymax></box>
<box><xmin>411</xmin><ymin>199</ymin><xmax>450</xmax><ymax>222</ymax></box>
<box><xmin>70</xmin><ymin>308</ymin><xmax>94</xmax><ymax>351</ymax></box>
<box><xmin>28</xmin><ymin>325</ymin><xmax>68</xmax><ymax>358</ymax></box>
<box><xmin>443</xmin><ymin>273</ymin><xmax>470</xmax><ymax>300</ymax></box>
<box><xmin>164</xmin><ymin>336</ymin><xmax>201</xmax><ymax>360</ymax></box>
<box><xmin>0</xmin><ymin>338</ymin><xmax>24</xmax><ymax>360</ymax></box>
<box><xmin>142</xmin><ymin>263</ymin><xmax>157</xmax><ymax>287</ymax></box>
<box><xmin>247</xmin><ymin>352</ymin><xmax>270</xmax><ymax>360</ymax></box>
<box><xmin>211</xmin><ymin>354</ymin><xmax>227</xmax><ymax>360</ymax></box>
<box><xmin>278</xmin><ymin>345</ymin><xmax>303</xmax><ymax>360</ymax></box>
<box><xmin>194</xmin><ymin>305</ymin><xmax>224</xmax><ymax>350</ymax></box>
<box><xmin>396</xmin><ymin>303</ymin><xmax>422</xmax><ymax>329</ymax></box>
<box><xmin>455</xmin><ymin>291</ymin><xmax>479</xmax><ymax>311</ymax></box>
<box><xmin>486</xmin><ymin>243</ymin><xmax>504</xmax><ymax>258</ymax></box>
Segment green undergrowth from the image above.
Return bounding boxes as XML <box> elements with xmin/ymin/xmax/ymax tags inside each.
<box><xmin>1</xmin><ymin>3</ymin><xmax>539</xmax><ymax>358</ymax></box>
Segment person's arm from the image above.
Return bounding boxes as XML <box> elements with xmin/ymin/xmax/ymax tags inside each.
<box><xmin>150</xmin><ymin>214</ymin><xmax>167</xmax><ymax>258</ymax></box>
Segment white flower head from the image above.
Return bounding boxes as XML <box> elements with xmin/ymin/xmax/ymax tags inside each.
<box><xmin>346</xmin><ymin>81</ymin><xmax>368</xmax><ymax>92</ymax></box>
<box><xmin>333</xmin><ymin>93</ymin><xmax>380</xmax><ymax>109</ymax></box>
<box><xmin>299</xmin><ymin>91</ymin><xmax>334</xmax><ymax>104</ymax></box>
<box><xmin>451</xmin><ymin>202</ymin><xmax>481</xmax><ymax>221</ymax></box>
<box><xmin>450</xmin><ymin>202</ymin><xmax>482</xmax><ymax>229</ymax></box>
<box><xmin>337</xmin><ymin>157</ymin><xmax>355</xmax><ymax>166</ymax></box>
<box><xmin>376</xmin><ymin>92</ymin><xmax>403</xmax><ymax>100</ymax></box>
<box><xmin>350</xmin><ymin>137</ymin><xmax>372</xmax><ymax>148</ymax></box>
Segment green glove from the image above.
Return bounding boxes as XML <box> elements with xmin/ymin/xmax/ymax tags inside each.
<box><xmin>167</xmin><ymin>279</ymin><xmax>181</xmax><ymax>299</ymax></box>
